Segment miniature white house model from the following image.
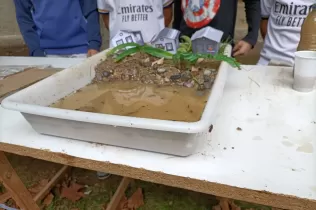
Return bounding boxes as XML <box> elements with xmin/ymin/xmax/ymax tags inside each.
<box><xmin>150</xmin><ymin>28</ymin><xmax>181</xmax><ymax>54</ymax></box>
<box><xmin>191</xmin><ymin>26</ymin><xmax>224</xmax><ymax>55</ymax></box>
<box><xmin>111</xmin><ymin>30</ymin><xmax>145</xmax><ymax>47</ymax></box>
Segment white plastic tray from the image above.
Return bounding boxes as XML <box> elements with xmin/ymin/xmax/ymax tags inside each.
<box><xmin>1</xmin><ymin>46</ymin><xmax>232</xmax><ymax>156</ymax></box>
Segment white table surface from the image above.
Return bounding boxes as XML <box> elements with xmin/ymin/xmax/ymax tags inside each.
<box><xmin>0</xmin><ymin>58</ymin><xmax>316</xmax><ymax>208</ymax></box>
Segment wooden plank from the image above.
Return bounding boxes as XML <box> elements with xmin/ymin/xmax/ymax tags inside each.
<box><xmin>34</xmin><ymin>165</ymin><xmax>70</xmax><ymax>202</ymax></box>
<box><xmin>0</xmin><ymin>151</ymin><xmax>40</xmax><ymax>210</ymax></box>
<box><xmin>1</xmin><ymin>143</ymin><xmax>316</xmax><ymax>210</ymax></box>
<box><xmin>106</xmin><ymin>177</ymin><xmax>132</xmax><ymax>210</ymax></box>
<box><xmin>0</xmin><ymin>192</ymin><xmax>11</xmax><ymax>203</ymax></box>
<box><xmin>0</xmin><ymin>67</ymin><xmax>60</xmax><ymax>98</ymax></box>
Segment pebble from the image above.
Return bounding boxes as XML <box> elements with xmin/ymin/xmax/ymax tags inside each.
<box><xmin>204</xmin><ymin>81</ymin><xmax>213</xmax><ymax>89</ymax></box>
<box><xmin>181</xmin><ymin>71</ymin><xmax>191</xmax><ymax>81</ymax></box>
<box><xmin>203</xmin><ymin>75</ymin><xmax>210</xmax><ymax>82</ymax></box>
<box><xmin>170</xmin><ymin>74</ymin><xmax>181</xmax><ymax>81</ymax></box>
<box><xmin>203</xmin><ymin>69</ymin><xmax>212</xmax><ymax>76</ymax></box>
<box><xmin>164</xmin><ymin>77</ymin><xmax>170</xmax><ymax>82</ymax></box>
<box><xmin>103</xmin><ymin>71</ymin><xmax>111</xmax><ymax>77</ymax></box>
<box><xmin>156</xmin><ymin>75</ymin><xmax>162</xmax><ymax>80</ymax></box>
<box><xmin>157</xmin><ymin>68</ymin><xmax>166</xmax><ymax>73</ymax></box>
<box><xmin>96</xmin><ymin>74</ymin><xmax>103</xmax><ymax>81</ymax></box>
<box><xmin>183</xmin><ymin>80</ymin><xmax>194</xmax><ymax>88</ymax></box>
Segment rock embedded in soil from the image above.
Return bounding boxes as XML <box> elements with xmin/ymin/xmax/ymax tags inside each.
<box><xmin>204</xmin><ymin>81</ymin><xmax>213</xmax><ymax>89</ymax></box>
<box><xmin>203</xmin><ymin>75</ymin><xmax>210</xmax><ymax>82</ymax></box>
<box><xmin>203</xmin><ymin>69</ymin><xmax>212</xmax><ymax>76</ymax></box>
<box><xmin>103</xmin><ymin>71</ymin><xmax>111</xmax><ymax>77</ymax></box>
<box><xmin>170</xmin><ymin>74</ymin><xmax>181</xmax><ymax>81</ymax></box>
<box><xmin>157</xmin><ymin>68</ymin><xmax>166</xmax><ymax>73</ymax></box>
<box><xmin>181</xmin><ymin>71</ymin><xmax>191</xmax><ymax>81</ymax></box>
<box><xmin>96</xmin><ymin>73</ymin><xmax>103</xmax><ymax>81</ymax></box>
<box><xmin>183</xmin><ymin>80</ymin><xmax>194</xmax><ymax>88</ymax></box>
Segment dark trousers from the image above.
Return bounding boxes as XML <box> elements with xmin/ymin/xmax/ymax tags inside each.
<box><xmin>173</xmin><ymin>0</ymin><xmax>183</xmax><ymax>30</ymax></box>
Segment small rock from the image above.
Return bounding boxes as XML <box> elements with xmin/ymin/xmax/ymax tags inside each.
<box><xmin>156</xmin><ymin>75</ymin><xmax>162</xmax><ymax>80</ymax></box>
<box><xmin>103</xmin><ymin>71</ymin><xmax>111</xmax><ymax>77</ymax></box>
<box><xmin>204</xmin><ymin>81</ymin><xmax>213</xmax><ymax>89</ymax></box>
<box><xmin>96</xmin><ymin>74</ymin><xmax>103</xmax><ymax>81</ymax></box>
<box><xmin>157</xmin><ymin>68</ymin><xmax>166</xmax><ymax>73</ymax></box>
<box><xmin>181</xmin><ymin>71</ymin><xmax>191</xmax><ymax>81</ymax></box>
<box><xmin>131</xmin><ymin>69</ymin><xmax>138</xmax><ymax>76</ymax></box>
<box><xmin>211</xmin><ymin>68</ymin><xmax>217</xmax><ymax>73</ymax></box>
<box><xmin>203</xmin><ymin>75</ymin><xmax>210</xmax><ymax>82</ymax></box>
<box><xmin>121</xmin><ymin>74</ymin><xmax>129</xmax><ymax>81</ymax></box>
<box><xmin>170</xmin><ymin>74</ymin><xmax>181</xmax><ymax>81</ymax></box>
<box><xmin>203</xmin><ymin>69</ymin><xmax>212</xmax><ymax>76</ymax></box>
<box><xmin>183</xmin><ymin>80</ymin><xmax>194</xmax><ymax>88</ymax></box>
<box><xmin>164</xmin><ymin>77</ymin><xmax>170</xmax><ymax>82</ymax></box>
<box><xmin>143</xmin><ymin>58</ymin><xmax>150</xmax><ymax>63</ymax></box>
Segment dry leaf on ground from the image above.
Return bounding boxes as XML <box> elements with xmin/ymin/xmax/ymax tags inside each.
<box><xmin>127</xmin><ymin>188</ymin><xmax>144</xmax><ymax>209</ymax></box>
<box><xmin>42</xmin><ymin>193</ymin><xmax>54</xmax><ymax>207</ymax></box>
<box><xmin>28</xmin><ymin>179</ymin><xmax>49</xmax><ymax>195</ymax></box>
<box><xmin>196</xmin><ymin>58</ymin><xmax>204</xmax><ymax>64</ymax></box>
<box><xmin>151</xmin><ymin>57</ymin><xmax>164</xmax><ymax>66</ymax></box>
<box><xmin>61</xmin><ymin>182</ymin><xmax>85</xmax><ymax>202</ymax></box>
<box><xmin>117</xmin><ymin>195</ymin><xmax>128</xmax><ymax>210</ymax></box>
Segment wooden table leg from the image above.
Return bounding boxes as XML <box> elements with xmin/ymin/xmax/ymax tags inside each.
<box><xmin>0</xmin><ymin>192</ymin><xmax>11</xmax><ymax>203</ymax></box>
<box><xmin>0</xmin><ymin>151</ymin><xmax>40</xmax><ymax>210</ymax></box>
<box><xmin>34</xmin><ymin>165</ymin><xmax>70</xmax><ymax>202</ymax></box>
<box><xmin>106</xmin><ymin>177</ymin><xmax>132</xmax><ymax>210</ymax></box>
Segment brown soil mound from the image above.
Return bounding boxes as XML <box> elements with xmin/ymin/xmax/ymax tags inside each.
<box><xmin>94</xmin><ymin>53</ymin><xmax>221</xmax><ymax>90</ymax></box>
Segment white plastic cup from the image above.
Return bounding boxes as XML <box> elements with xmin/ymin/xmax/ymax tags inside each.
<box><xmin>293</xmin><ymin>51</ymin><xmax>316</xmax><ymax>92</ymax></box>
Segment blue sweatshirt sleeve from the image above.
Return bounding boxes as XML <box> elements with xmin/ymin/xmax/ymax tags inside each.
<box><xmin>13</xmin><ymin>0</ymin><xmax>45</xmax><ymax>56</ymax></box>
<box><xmin>81</xmin><ymin>0</ymin><xmax>102</xmax><ymax>51</ymax></box>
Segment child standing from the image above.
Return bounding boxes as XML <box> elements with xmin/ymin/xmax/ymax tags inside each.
<box><xmin>177</xmin><ymin>0</ymin><xmax>260</xmax><ymax>57</ymax></box>
<box><xmin>13</xmin><ymin>0</ymin><xmax>102</xmax><ymax>58</ymax></box>
<box><xmin>258</xmin><ymin>0</ymin><xmax>315</xmax><ymax>66</ymax></box>
<box><xmin>97</xmin><ymin>0</ymin><xmax>173</xmax><ymax>47</ymax></box>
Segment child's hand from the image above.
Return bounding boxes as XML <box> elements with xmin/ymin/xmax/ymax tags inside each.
<box><xmin>87</xmin><ymin>49</ymin><xmax>99</xmax><ymax>57</ymax></box>
<box><xmin>233</xmin><ymin>40</ymin><xmax>252</xmax><ymax>57</ymax></box>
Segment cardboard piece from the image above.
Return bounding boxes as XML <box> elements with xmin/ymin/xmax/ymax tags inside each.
<box><xmin>0</xmin><ymin>68</ymin><xmax>60</xmax><ymax>102</ymax></box>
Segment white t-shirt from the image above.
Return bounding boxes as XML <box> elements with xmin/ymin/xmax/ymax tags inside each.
<box><xmin>258</xmin><ymin>0</ymin><xmax>315</xmax><ymax>66</ymax></box>
<box><xmin>98</xmin><ymin>0</ymin><xmax>173</xmax><ymax>47</ymax></box>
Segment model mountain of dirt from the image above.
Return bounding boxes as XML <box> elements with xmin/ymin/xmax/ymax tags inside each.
<box><xmin>94</xmin><ymin>37</ymin><xmax>240</xmax><ymax>91</ymax></box>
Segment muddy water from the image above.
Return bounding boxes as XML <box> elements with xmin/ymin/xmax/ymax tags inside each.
<box><xmin>51</xmin><ymin>82</ymin><xmax>209</xmax><ymax>122</ymax></box>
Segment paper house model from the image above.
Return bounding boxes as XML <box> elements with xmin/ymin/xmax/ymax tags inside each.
<box><xmin>191</xmin><ymin>26</ymin><xmax>223</xmax><ymax>55</ymax></box>
<box><xmin>150</xmin><ymin>28</ymin><xmax>180</xmax><ymax>54</ymax></box>
<box><xmin>110</xmin><ymin>30</ymin><xmax>145</xmax><ymax>47</ymax></box>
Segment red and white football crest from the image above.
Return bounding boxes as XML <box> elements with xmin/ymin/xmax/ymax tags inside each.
<box><xmin>182</xmin><ymin>0</ymin><xmax>221</xmax><ymax>28</ymax></box>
